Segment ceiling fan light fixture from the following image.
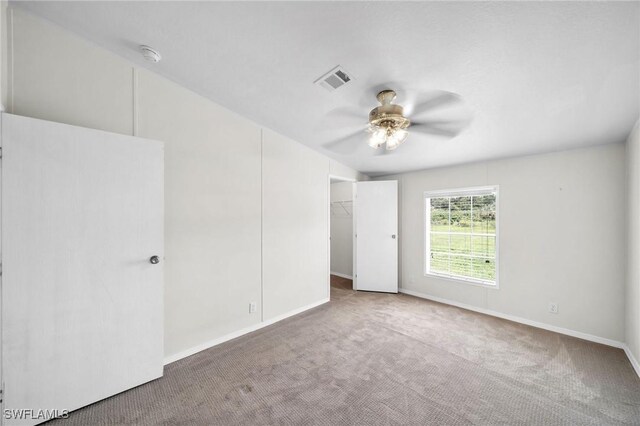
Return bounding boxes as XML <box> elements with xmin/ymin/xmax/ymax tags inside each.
<box><xmin>368</xmin><ymin>126</ymin><xmax>387</xmax><ymax>148</ymax></box>
<box><xmin>386</xmin><ymin>128</ymin><xmax>408</xmax><ymax>150</ymax></box>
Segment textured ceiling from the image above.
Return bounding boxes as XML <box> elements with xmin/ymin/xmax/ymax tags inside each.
<box><xmin>15</xmin><ymin>1</ymin><xmax>640</xmax><ymax>176</ymax></box>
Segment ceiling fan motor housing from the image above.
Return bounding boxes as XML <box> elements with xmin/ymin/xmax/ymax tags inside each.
<box><xmin>369</xmin><ymin>90</ymin><xmax>411</xmax><ymax>130</ymax></box>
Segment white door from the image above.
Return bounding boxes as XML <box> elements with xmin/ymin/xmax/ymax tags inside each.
<box><xmin>1</xmin><ymin>114</ymin><xmax>164</xmax><ymax>425</ymax></box>
<box><xmin>355</xmin><ymin>181</ymin><xmax>398</xmax><ymax>293</ymax></box>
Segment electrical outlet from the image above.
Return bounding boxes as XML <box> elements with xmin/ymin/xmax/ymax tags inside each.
<box><xmin>249</xmin><ymin>302</ymin><xmax>257</xmax><ymax>314</ymax></box>
<box><xmin>548</xmin><ymin>302</ymin><xmax>558</xmax><ymax>314</ymax></box>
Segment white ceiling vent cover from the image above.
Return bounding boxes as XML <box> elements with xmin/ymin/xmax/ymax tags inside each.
<box><xmin>314</xmin><ymin>66</ymin><xmax>353</xmax><ymax>92</ymax></box>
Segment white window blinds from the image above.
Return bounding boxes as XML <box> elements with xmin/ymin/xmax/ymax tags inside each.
<box><xmin>425</xmin><ymin>187</ymin><xmax>498</xmax><ymax>286</ymax></box>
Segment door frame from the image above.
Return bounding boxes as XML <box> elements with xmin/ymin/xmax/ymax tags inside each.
<box><xmin>328</xmin><ymin>174</ymin><xmax>357</xmax><ymax>297</ymax></box>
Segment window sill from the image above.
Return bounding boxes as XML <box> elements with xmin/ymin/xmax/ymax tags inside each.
<box><xmin>424</xmin><ymin>272</ymin><xmax>499</xmax><ymax>289</ymax></box>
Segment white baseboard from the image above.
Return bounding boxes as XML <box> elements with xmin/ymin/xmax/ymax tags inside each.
<box><xmin>623</xmin><ymin>344</ymin><xmax>640</xmax><ymax>378</ymax></box>
<box><xmin>330</xmin><ymin>271</ymin><xmax>353</xmax><ymax>280</ymax></box>
<box><xmin>399</xmin><ymin>288</ymin><xmax>624</xmax><ymax>349</ymax></box>
<box><xmin>163</xmin><ymin>298</ymin><xmax>330</xmax><ymax>365</ymax></box>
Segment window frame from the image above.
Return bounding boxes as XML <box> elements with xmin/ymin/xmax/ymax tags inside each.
<box><xmin>423</xmin><ymin>185</ymin><xmax>500</xmax><ymax>289</ymax></box>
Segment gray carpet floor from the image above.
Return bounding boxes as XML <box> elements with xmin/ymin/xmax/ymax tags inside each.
<box><xmin>49</xmin><ymin>279</ymin><xmax>640</xmax><ymax>425</ymax></box>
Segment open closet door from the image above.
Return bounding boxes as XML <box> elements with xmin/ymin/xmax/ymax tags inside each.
<box><xmin>1</xmin><ymin>114</ymin><xmax>164</xmax><ymax>425</ymax></box>
<box><xmin>355</xmin><ymin>181</ymin><xmax>398</xmax><ymax>293</ymax></box>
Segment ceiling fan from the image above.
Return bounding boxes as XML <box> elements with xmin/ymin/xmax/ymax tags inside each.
<box><xmin>367</xmin><ymin>89</ymin><xmax>412</xmax><ymax>151</ymax></box>
<box><xmin>323</xmin><ymin>88</ymin><xmax>470</xmax><ymax>155</ymax></box>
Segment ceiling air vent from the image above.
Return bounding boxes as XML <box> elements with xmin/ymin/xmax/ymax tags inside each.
<box><xmin>314</xmin><ymin>66</ymin><xmax>353</xmax><ymax>92</ymax></box>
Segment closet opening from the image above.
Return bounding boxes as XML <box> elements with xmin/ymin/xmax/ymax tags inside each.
<box><xmin>329</xmin><ymin>175</ymin><xmax>356</xmax><ymax>294</ymax></box>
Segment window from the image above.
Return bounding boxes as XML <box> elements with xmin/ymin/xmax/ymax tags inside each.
<box><xmin>425</xmin><ymin>186</ymin><xmax>498</xmax><ymax>286</ymax></box>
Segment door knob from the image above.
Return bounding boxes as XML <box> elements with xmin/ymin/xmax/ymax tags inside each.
<box><xmin>392</xmin><ymin>234</ymin><xmax>396</xmax><ymax>239</ymax></box>
<box><xmin>149</xmin><ymin>255</ymin><xmax>160</xmax><ymax>264</ymax></box>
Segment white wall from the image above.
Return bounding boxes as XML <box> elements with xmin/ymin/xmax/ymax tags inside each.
<box><xmin>262</xmin><ymin>130</ymin><xmax>330</xmax><ymax>319</ymax></box>
<box><xmin>136</xmin><ymin>70</ymin><xmax>262</xmax><ymax>356</ymax></box>
<box><xmin>626</xmin><ymin>121</ymin><xmax>640</xmax><ymax>370</ymax></box>
<box><xmin>330</xmin><ymin>182</ymin><xmax>354</xmax><ymax>278</ymax></box>
<box><xmin>2</xmin><ymin>7</ymin><xmax>366</xmax><ymax>361</ymax></box>
<box><xmin>380</xmin><ymin>144</ymin><xmax>626</xmax><ymax>343</ymax></box>
<box><xmin>9</xmin><ymin>9</ymin><xmax>134</xmax><ymax>135</ymax></box>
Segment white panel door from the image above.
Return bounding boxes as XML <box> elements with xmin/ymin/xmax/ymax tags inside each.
<box><xmin>1</xmin><ymin>114</ymin><xmax>164</xmax><ymax>425</ymax></box>
<box><xmin>355</xmin><ymin>181</ymin><xmax>398</xmax><ymax>293</ymax></box>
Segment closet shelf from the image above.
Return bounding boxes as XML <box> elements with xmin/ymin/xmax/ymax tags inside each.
<box><xmin>330</xmin><ymin>200</ymin><xmax>353</xmax><ymax>217</ymax></box>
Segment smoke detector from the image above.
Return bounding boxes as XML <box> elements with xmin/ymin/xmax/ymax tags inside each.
<box><xmin>140</xmin><ymin>45</ymin><xmax>161</xmax><ymax>63</ymax></box>
<box><xmin>314</xmin><ymin>66</ymin><xmax>353</xmax><ymax>92</ymax></box>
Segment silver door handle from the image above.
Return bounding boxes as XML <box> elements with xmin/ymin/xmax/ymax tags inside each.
<box><xmin>392</xmin><ymin>234</ymin><xmax>396</xmax><ymax>239</ymax></box>
<box><xmin>150</xmin><ymin>255</ymin><xmax>160</xmax><ymax>264</ymax></box>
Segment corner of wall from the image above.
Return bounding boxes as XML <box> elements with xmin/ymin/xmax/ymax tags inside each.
<box><xmin>625</xmin><ymin>119</ymin><xmax>640</xmax><ymax>375</ymax></box>
<box><xmin>0</xmin><ymin>0</ymin><xmax>8</xmax><ymax>111</ymax></box>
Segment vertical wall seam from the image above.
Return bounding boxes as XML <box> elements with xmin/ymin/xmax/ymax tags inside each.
<box><xmin>327</xmin><ymin>162</ymin><xmax>330</xmax><ymax>299</ymax></box>
<box><xmin>132</xmin><ymin>67</ymin><xmax>138</xmax><ymax>137</ymax></box>
<box><xmin>8</xmin><ymin>8</ymin><xmax>13</xmax><ymax>114</ymax></box>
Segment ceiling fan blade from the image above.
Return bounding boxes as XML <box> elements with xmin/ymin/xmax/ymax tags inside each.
<box><xmin>322</xmin><ymin>129</ymin><xmax>365</xmax><ymax>155</ymax></box>
<box><xmin>325</xmin><ymin>107</ymin><xmax>365</xmax><ymax>121</ymax></box>
<box><xmin>412</xmin><ymin>119</ymin><xmax>467</xmax><ymax>128</ymax></box>
<box><xmin>410</xmin><ymin>122</ymin><xmax>462</xmax><ymax>138</ymax></box>
<box><xmin>322</xmin><ymin>107</ymin><xmax>367</xmax><ymax>131</ymax></box>
<box><xmin>373</xmin><ymin>146</ymin><xmax>396</xmax><ymax>156</ymax></box>
<box><xmin>406</xmin><ymin>91</ymin><xmax>464</xmax><ymax>119</ymax></box>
